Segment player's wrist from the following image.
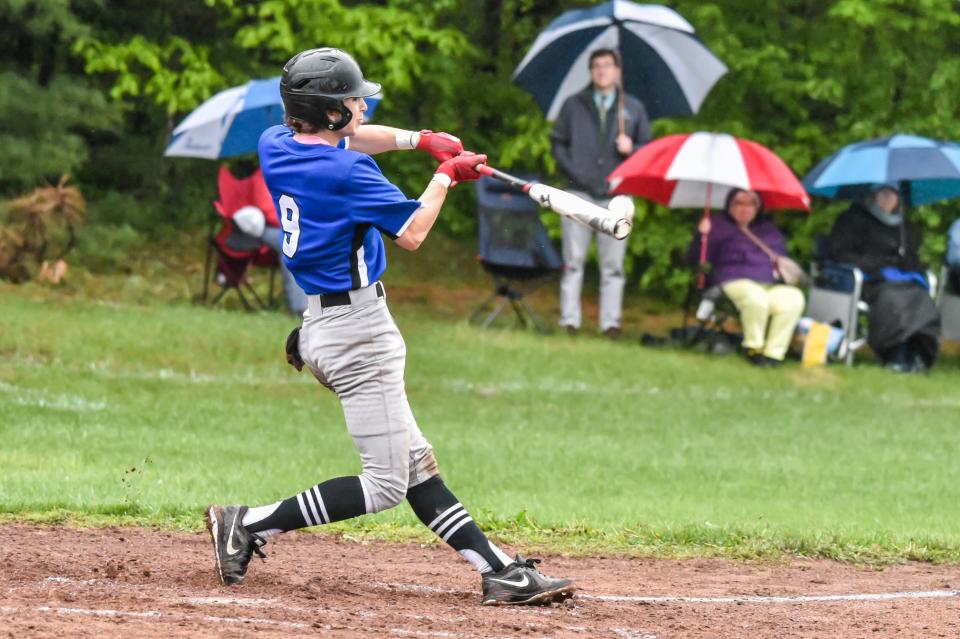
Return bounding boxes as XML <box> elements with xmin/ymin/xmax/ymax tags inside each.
<box><xmin>395</xmin><ymin>130</ymin><xmax>420</xmax><ymax>150</ymax></box>
<box><xmin>430</xmin><ymin>173</ymin><xmax>452</xmax><ymax>189</ymax></box>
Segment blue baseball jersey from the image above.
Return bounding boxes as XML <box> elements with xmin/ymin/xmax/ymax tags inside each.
<box><xmin>258</xmin><ymin>125</ymin><xmax>421</xmax><ymax>294</ymax></box>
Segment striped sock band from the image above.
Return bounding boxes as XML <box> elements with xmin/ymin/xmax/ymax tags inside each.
<box><xmin>244</xmin><ymin>476</ymin><xmax>366</xmax><ymax>534</ymax></box>
<box><xmin>406</xmin><ymin>475</ymin><xmax>507</xmax><ymax>573</ymax></box>
<box><xmin>296</xmin><ymin>485</ymin><xmax>331</xmax><ymax>526</ymax></box>
<box><xmin>426</xmin><ymin>502</ymin><xmax>474</xmax><ymax>542</ymax></box>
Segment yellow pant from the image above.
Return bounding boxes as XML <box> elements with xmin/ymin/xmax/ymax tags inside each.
<box><xmin>721</xmin><ymin>279</ymin><xmax>805</xmax><ymax>360</ymax></box>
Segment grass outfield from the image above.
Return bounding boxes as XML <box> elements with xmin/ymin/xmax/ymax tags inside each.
<box><xmin>1</xmin><ymin>279</ymin><xmax>959</xmax><ymax>564</ymax></box>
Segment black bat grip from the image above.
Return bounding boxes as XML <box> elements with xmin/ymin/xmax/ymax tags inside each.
<box><xmin>477</xmin><ymin>165</ymin><xmax>531</xmax><ymax>192</ymax></box>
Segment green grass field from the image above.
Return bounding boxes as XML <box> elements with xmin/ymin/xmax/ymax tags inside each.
<box><xmin>2</xmin><ymin>274</ymin><xmax>959</xmax><ymax>564</ymax></box>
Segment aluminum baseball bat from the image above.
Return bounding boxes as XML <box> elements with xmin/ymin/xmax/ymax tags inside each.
<box><xmin>475</xmin><ymin>165</ymin><xmax>633</xmax><ymax>240</ymax></box>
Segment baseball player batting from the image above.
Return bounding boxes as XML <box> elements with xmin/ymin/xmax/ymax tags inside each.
<box><xmin>204</xmin><ymin>47</ymin><xmax>575</xmax><ymax>606</ymax></box>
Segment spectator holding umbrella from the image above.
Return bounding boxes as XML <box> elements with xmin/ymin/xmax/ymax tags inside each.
<box><xmin>552</xmin><ymin>48</ymin><xmax>652</xmax><ymax>338</ymax></box>
<box><xmin>514</xmin><ymin>2</ymin><xmax>727</xmax><ymax>339</ymax></box>
<box><xmin>825</xmin><ymin>184</ymin><xmax>940</xmax><ymax>372</ymax></box>
<box><xmin>686</xmin><ymin>188</ymin><xmax>805</xmax><ymax>367</ymax></box>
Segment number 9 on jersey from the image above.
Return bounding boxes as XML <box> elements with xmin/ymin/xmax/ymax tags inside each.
<box><xmin>278</xmin><ymin>194</ymin><xmax>301</xmax><ymax>258</ymax></box>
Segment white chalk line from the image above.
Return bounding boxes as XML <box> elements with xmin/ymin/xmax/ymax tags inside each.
<box><xmin>12</xmin><ymin>355</ymin><xmax>959</xmax><ymax>409</ymax></box>
<box><xmin>611</xmin><ymin>630</ymin><xmax>659</xmax><ymax>639</ymax></box>
<box><xmin>15</xmin><ymin>575</ymin><xmax>958</xmax><ymax>639</ymax></box>
<box><xmin>27</xmin><ymin>577</ymin><xmax>631</xmax><ymax>638</ymax></box>
<box><xmin>38</xmin><ymin>574</ymin><xmax>960</xmax><ymax>606</ymax></box>
<box><xmin>369</xmin><ymin>579</ymin><xmax>960</xmax><ymax>605</ymax></box>
<box><xmin>0</xmin><ymin>381</ymin><xmax>107</xmax><ymax>412</ymax></box>
<box><xmin>588</xmin><ymin>589</ymin><xmax>960</xmax><ymax>604</ymax></box>
<box><xmin>0</xmin><ymin>605</ymin><xmax>159</xmax><ymax>619</ymax></box>
<box><xmin>0</xmin><ymin>604</ymin><xmax>534</xmax><ymax>639</ymax></box>
<box><xmin>0</xmin><ymin>604</ymin><xmax>311</xmax><ymax>630</ymax></box>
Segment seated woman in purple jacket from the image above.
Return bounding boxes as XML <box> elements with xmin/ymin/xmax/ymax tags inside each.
<box><xmin>687</xmin><ymin>188</ymin><xmax>805</xmax><ymax>367</ymax></box>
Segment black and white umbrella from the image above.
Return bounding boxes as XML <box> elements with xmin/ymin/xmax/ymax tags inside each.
<box><xmin>512</xmin><ymin>1</ymin><xmax>727</xmax><ymax>121</ymax></box>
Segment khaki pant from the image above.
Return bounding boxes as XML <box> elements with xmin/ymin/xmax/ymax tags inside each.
<box><xmin>721</xmin><ymin>279</ymin><xmax>805</xmax><ymax>360</ymax></box>
<box><xmin>559</xmin><ymin>191</ymin><xmax>627</xmax><ymax>331</ymax></box>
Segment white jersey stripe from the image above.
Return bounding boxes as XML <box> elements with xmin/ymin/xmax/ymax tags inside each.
<box><xmin>426</xmin><ymin>503</ymin><xmax>463</xmax><ymax>531</ymax></box>
<box><xmin>441</xmin><ymin>516</ymin><xmax>474</xmax><ymax>543</ymax></box>
<box><xmin>395</xmin><ymin>209</ymin><xmax>418</xmax><ymax>239</ymax></box>
<box><xmin>356</xmin><ymin>244</ymin><xmax>369</xmax><ymax>288</ymax></box>
<box><xmin>295</xmin><ymin>493</ymin><xmax>314</xmax><ymax>527</ymax></box>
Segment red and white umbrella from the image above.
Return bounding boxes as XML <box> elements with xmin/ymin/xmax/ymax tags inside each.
<box><xmin>608</xmin><ymin>132</ymin><xmax>810</xmax><ymax>211</ymax></box>
<box><xmin>608</xmin><ymin>132</ymin><xmax>809</xmax><ymax>289</ymax></box>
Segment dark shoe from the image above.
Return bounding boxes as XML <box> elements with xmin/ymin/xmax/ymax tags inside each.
<box><xmin>481</xmin><ymin>556</ymin><xmax>576</xmax><ymax>605</ymax></box>
<box><xmin>910</xmin><ymin>354</ymin><xmax>929</xmax><ymax>375</ymax></box>
<box><xmin>565</xmin><ymin>325</ymin><xmax>578</xmax><ymax>336</ymax></box>
<box><xmin>883</xmin><ymin>343</ymin><xmax>911</xmax><ymax>372</ymax></box>
<box><xmin>744</xmin><ymin>349</ymin><xmax>781</xmax><ymax>368</ymax></box>
<box><xmin>205</xmin><ymin>504</ymin><xmax>267</xmax><ymax>585</ymax></box>
<box><xmin>604</xmin><ymin>327</ymin><xmax>621</xmax><ymax>340</ymax></box>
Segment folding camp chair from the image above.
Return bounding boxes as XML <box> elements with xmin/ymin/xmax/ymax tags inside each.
<box><xmin>202</xmin><ymin>166</ymin><xmax>279</xmax><ymax>311</ymax></box>
<box><xmin>937</xmin><ymin>265</ymin><xmax>960</xmax><ymax>342</ymax></box>
<box><xmin>469</xmin><ymin>176</ymin><xmax>562</xmax><ymax>332</ymax></box>
<box><xmin>805</xmin><ymin>261</ymin><xmax>866</xmax><ymax>365</ymax></box>
<box><xmin>807</xmin><ymin>260</ymin><xmax>938</xmax><ymax>365</ymax></box>
<box><xmin>677</xmin><ymin>281</ymin><xmax>742</xmax><ymax>353</ymax></box>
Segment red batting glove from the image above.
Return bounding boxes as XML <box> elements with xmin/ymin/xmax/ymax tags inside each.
<box><xmin>417</xmin><ymin>130</ymin><xmax>464</xmax><ymax>163</ymax></box>
<box><xmin>435</xmin><ymin>152</ymin><xmax>487</xmax><ymax>188</ymax></box>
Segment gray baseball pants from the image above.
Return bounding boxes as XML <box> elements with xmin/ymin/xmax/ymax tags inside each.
<box><xmin>298</xmin><ymin>282</ymin><xmax>438</xmax><ymax>514</ymax></box>
<box><xmin>559</xmin><ymin>191</ymin><xmax>628</xmax><ymax>331</ymax></box>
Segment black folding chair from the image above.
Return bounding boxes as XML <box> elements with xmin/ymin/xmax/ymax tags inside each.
<box><xmin>470</xmin><ymin>176</ymin><xmax>562</xmax><ymax>332</ymax></box>
<box><xmin>677</xmin><ymin>279</ymin><xmax>741</xmax><ymax>354</ymax></box>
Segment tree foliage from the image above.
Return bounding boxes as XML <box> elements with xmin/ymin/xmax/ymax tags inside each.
<box><xmin>0</xmin><ymin>0</ymin><xmax>119</xmax><ymax>191</ymax></box>
<box><xmin>4</xmin><ymin>0</ymin><xmax>960</xmax><ymax>298</ymax></box>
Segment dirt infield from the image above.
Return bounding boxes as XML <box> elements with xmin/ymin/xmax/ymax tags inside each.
<box><xmin>1</xmin><ymin>525</ymin><xmax>958</xmax><ymax>638</ymax></box>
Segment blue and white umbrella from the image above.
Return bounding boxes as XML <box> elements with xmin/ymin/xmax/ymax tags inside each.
<box><xmin>803</xmin><ymin>134</ymin><xmax>960</xmax><ymax>206</ymax></box>
<box><xmin>164</xmin><ymin>76</ymin><xmax>382</xmax><ymax>160</ymax></box>
<box><xmin>512</xmin><ymin>1</ymin><xmax>727</xmax><ymax>121</ymax></box>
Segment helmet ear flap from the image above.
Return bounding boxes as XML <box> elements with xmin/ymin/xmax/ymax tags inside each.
<box><xmin>325</xmin><ymin>102</ymin><xmax>353</xmax><ymax>131</ymax></box>
<box><xmin>282</xmin><ymin>95</ymin><xmax>353</xmax><ymax>132</ymax></box>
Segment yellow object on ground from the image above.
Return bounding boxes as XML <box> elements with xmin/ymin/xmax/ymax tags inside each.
<box><xmin>801</xmin><ymin>320</ymin><xmax>833</xmax><ymax>367</ymax></box>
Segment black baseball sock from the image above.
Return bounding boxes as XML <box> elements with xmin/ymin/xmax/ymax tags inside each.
<box><xmin>406</xmin><ymin>475</ymin><xmax>512</xmax><ymax>574</ymax></box>
<box><xmin>243</xmin><ymin>476</ymin><xmax>367</xmax><ymax>534</ymax></box>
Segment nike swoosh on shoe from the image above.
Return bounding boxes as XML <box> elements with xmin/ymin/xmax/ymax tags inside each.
<box><xmin>487</xmin><ymin>574</ymin><xmax>530</xmax><ymax>588</ymax></box>
<box><xmin>225</xmin><ymin>511</ymin><xmax>241</xmax><ymax>556</ymax></box>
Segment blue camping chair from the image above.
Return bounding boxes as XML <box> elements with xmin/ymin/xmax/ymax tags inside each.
<box><xmin>470</xmin><ymin>176</ymin><xmax>562</xmax><ymax>332</ymax></box>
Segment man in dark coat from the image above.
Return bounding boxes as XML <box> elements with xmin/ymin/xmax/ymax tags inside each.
<box><xmin>825</xmin><ymin>185</ymin><xmax>940</xmax><ymax>372</ymax></box>
<box><xmin>551</xmin><ymin>48</ymin><xmax>652</xmax><ymax>338</ymax></box>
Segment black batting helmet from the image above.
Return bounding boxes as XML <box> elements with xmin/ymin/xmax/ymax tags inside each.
<box><xmin>280</xmin><ymin>48</ymin><xmax>381</xmax><ymax>131</ymax></box>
